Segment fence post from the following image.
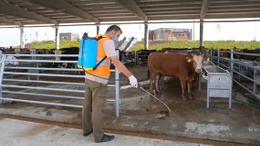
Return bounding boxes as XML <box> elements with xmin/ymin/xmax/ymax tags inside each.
<box><xmin>34</xmin><ymin>49</ymin><xmax>40</xmax><ymax>80</ymax></box>
<box><xmin>135</xmin><ymin>51</ymin><xmax>137</xmax><ymax>65</ymax></box>
<box><xmin>254</xmin><ymin>68</ymin><xmax>257</xmax><ymax>93</ymax></box>
<box><xmin>115</xmin><ymin>49</ymin><xmax>120</xmax><ymax>117</ymax></box>
<box><xmin>210</xmin><ymin>50</ymin><xmax>213</xmax><ymax>61</ymax></box>
<box><xmin>230</xmin><ymin>49</ymin><xmax>234</xmax><ymax>88</ymax></box>
<box><xmin>0</xmin><ymin>53</ymin><xmax>6</xmax><ymax>104</ymax></box>
<box><xmin>238</xmin><ymin>64</ymin><xmax>241</xmax><ymax>82</ymax></box>
<box><xmin>217</xmin><ymin>49</ymin><xmax>220</xmax><ymax>66</ymax></box>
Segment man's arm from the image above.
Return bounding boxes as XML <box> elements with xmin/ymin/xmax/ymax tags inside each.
<box><xmin>110</xmin><ymin>55</ymin><xmax>132</xmax><ymax>77</ymax></box>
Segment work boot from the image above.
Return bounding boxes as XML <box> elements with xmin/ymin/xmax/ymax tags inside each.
<box><xmin>83</xmin><ymin>128</ymin><xmax>93</xmax><ymax>137</ymax></box>
<box><xmin>95</xmin><ymin>134</ymin><xmax>114</xmax><ymax>143</ymax></box>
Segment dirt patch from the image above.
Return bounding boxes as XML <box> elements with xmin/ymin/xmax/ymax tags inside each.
<box><xmin>21</xmin><ymin>124</ymin><xmax>53</xmax><ymax>137</ymax></box>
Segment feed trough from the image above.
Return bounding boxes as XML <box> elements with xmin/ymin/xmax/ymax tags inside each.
<box><xmin>201</xmin><ymin>61</ymin><xmax>232</xmax><ymax>109</ymax></box>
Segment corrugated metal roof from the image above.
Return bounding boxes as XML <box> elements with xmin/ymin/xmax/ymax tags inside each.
<box><xmin>0</xmin><ymin>0</ymin><xmax>259</xmax><ymax>26</ymax></box>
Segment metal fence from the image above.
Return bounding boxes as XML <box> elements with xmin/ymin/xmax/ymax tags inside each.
<box><xmin>0</xmin><ymin>50</ymin><xmax>122</xmax><ymax>117</ymax></box>
<box><xmin>208</xmin><ymin>49</ymin><xmax>260</xmax><ymax>100</ymax></box>
<box><xmin>121</xmin><ymin>50</ymin><xmax>154</xmax><ymax>65</ymax></box>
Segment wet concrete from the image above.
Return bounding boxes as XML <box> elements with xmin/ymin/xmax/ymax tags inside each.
<box><xmin>2</xmin><ymin>117</ymin><xmax>215</xmax><ymax>146</ymax></box>
<box><xmin>0</xmin><ymin>65</ymin><xmax>260</xmax><ymax>145</ymax></box>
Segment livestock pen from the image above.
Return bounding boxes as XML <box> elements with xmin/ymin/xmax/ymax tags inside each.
<box><xmin>0</xmin><ymin>50</ymin><xmax>121</xmax><ymax>117</ymax></box>
<box><xmin>208</xmin><ymin>48</ymin><xmax>260</xmax><ymax>102</ymax></box>
<box><xmin>0</xmin><ymin>48</ymin><xmax>259</xmax><ymax>145</ymax></box>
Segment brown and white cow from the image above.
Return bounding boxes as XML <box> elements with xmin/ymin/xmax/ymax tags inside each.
<box><xmin>148</xmin><ymin>52</ymin><xmax>208</xmax><ymax>100</ymax></box>
<box><xmin>52</xmin><ymin>47</ymin><xmax>80</xmax><ymax>74</ymax></box>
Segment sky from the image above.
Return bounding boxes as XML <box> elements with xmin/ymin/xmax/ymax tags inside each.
<box><xmin>0</xmin><ymin>19</ymin><xmax>260</xmax><ymax>48</ymax></box>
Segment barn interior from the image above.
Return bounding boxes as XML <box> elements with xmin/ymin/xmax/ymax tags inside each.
<box><xmin>0</xmin><ymin>0</ymin><xmax>260</xmax><ymax>145</ymax></box>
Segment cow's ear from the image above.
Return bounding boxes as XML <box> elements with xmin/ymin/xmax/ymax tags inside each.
<box><xmin>61</xmin><ymin>50</ymin><xmax>65</xmax><ymax>53</ymax></box>
<box><xmin>186</xmin><ymin>56</ymin><xmax>193</xmax><ymax>63</ymax></box>
<box><xmin>203</xmin><ymin>57</ymin><xmax>210</xmax><ymax>61</ymax></box>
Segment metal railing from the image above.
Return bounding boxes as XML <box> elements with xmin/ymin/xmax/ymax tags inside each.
<box><xmin>208</xmin><ymin>49</ymin><xmax>260</xmax><ymax>100</ymax></box>
<box><xmin>0</xmin><ymin>50</ymin><xmax>121</xmax><ymax>117</ymax></box>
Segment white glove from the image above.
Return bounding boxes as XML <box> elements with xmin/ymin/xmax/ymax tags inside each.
<box><xmin>129</xmin><ymin>75</ymin><xmax>138</xmax><ymax>88</ymax></box>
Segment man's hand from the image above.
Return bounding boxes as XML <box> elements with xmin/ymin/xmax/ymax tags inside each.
<box><xmin>129</xmin><ymin>75</ymin><xmax>138</xmax><ymax>88</ymax></box>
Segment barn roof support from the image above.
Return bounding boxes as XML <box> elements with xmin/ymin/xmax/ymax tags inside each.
<box><xmin>24</xmin><ymin>0</ymin><xmax>99</xmax><ymax>23</ymax></box>
<box><xmin>55</xmin><ymin>25</ymin><xmax>59</xmax><ymax>49</ymax></box>
<box><xmin>144</xmin><ymin>21</ymin><xmax>148</xmax><ymax>50</ymax></box>
<box><xmin>0</xmin><ymin>0</ymin><xmax>56</xmax><ymax>24</ymax></box>
<box><xmin>200</xmin><ymin>0</ymin><xmax>212</xmax><ymax>19</ymax></box>
<box><xmin>200</xmin><ymin>0</ymin><xmax>211</xmax><ymax>47</ymax></box>
<box><xmin>20</xmin><ymin>26</ymin><xmax>25</xmax><ymax>48</ymax></box>
<box><xmin>200</xmin><ymin>19</ymin><xmax>204</xmax><ymax>47</ymax></box>
<box><xmin>0</xmin><ymin>17</ymin><xmax>22</xmax><ymax>25</ymax></box>
<box><xmin>96</xmin><ymin>23</ymin><xmax>100</xmax><ymax>35</ymax></box>
<box><xmin>115</xmin><ymin>0</ymin><xmax>148</xmax><ymax>21</ymax></box>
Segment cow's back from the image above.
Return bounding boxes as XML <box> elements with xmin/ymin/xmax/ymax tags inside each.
<box><xmin>148</xmin><ymin>52</ymin><xmax>194</xmax><ymax>77</ymax></box>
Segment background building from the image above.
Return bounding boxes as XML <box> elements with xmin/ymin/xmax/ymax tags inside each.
<box><xmin>149</xmin><ymin>28</ymin><xmax>192</xmax><ymax>41</ymax></box>
<box><xmin>60</xmin><ymin>32</ymin><xmax>79</xmax><ymax>41</ymax></box>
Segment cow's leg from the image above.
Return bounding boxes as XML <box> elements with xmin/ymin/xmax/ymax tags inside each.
<box><xmin>164</xmin><ymin>76</ymin><xmax>171</xmax><ymax>84</ymax></box>
<box><xmin>149</xmin><ymin>72</ymin><xmax>156</xmax><ymax>93</ymax></box>
<box><xmin>73</xmin><ymin>63</ymin><xmax>79</xmax><ymax>75</ymax></box>
<box><xmin>61</xmin><ymin>62</ymin><xmax>67</xmax><ymax>74</ymax></box>
<box><xmin>155</xmin><ymin>74</ymin><xmax>161</xmax><ymax>94</ymax></box>
<box><xmin>180</xmin><ymin>78</ymin><xmax>187</xmax><ymax>100</ymax></box>
<box><xmin>187</xmin><ymin>80</ymin><xmax>193</xmax><ymax>100</ymax></box>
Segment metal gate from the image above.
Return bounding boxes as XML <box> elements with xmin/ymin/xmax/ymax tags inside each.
<box><xmin>208</xmin><ymin>49</ymin><xmax>260</xmax><ymax>100</ymax></box>
<box><xmin>0</xmin><ymin>50</ymin><xmax>121</xmax><ymax>117</ymax></box>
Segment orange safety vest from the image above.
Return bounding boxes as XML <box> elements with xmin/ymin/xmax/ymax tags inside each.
<box><xmin>86</xmin><ymin>34</ymin><xmax>111</xmax><ymax>77</ymax></box>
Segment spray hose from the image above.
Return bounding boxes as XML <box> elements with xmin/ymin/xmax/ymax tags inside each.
<box><xmin>232</xmin><ymin>87</ymin><xmax>260</xmax><ymax>108</ymax></box>
<box><xmin>138</xmin><ymin>83</ymin><xmax>172</xmax><ymax>114</ymax></box>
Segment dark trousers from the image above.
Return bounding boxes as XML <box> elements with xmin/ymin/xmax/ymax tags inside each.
<box><xmin>82</xmin><ymin>79</ymin><xmax>107</xmax><ymax>141</ymax></box>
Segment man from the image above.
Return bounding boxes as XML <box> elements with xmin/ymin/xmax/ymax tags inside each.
<box><xmin>82</xmin><ymin>25</ymin><xmax>138</xmax><ymax>143</ymax></box>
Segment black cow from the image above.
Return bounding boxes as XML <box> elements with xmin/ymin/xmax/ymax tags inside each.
<box><xmin>53</xmin><ymin>47</ymin><xmax>80</xmax><ymax>74</ymax></box>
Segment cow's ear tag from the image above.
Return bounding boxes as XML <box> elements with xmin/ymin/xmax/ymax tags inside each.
<box><xmin>187</xmin><ymin>59</ymin><xmax>191</xmax><ymax>63</ymax></box>
<box><xmin>207</xmin><ymin>58</ymin><xmax>210</xmax><ymax>61</ymax></box>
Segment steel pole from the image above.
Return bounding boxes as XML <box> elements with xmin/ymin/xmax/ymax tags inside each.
<box><xmin>254</xmin><ymin>68</ymin><xmax>257</xmax><ymax>93</ymax></box>
<box><xmin>217</xmin><ymin>49</ymin><xmax>220</xmax><ymax>66</ymax></box>
<box><xmin>96</xmin><ymin>23</ymin><xmax>100</xmax><ymax>35</ymax></box>
<box><xmin>55</xmin><ymin>25</ymin><xmax>60</xmax><ymax>49</ymax></box>
<box><xmin>20</xmin><ymin>26</ymin><xmax>25</xmax><ymax>48</ymax></box>
<box><xmin>144</xmin><ymin>22</ymin><xmax>148</xmax><ymax>50</ymax></box>
<box><xmin>0</xmin><ymin>54</ymin><xmax>6</xmax><ymax>104</ymax></box>
<box><xmin>210</xmin><ymin>50</ymin><xmax>213</xmax><ymax>61</ymax></box>
<box><xmin>230</xmin><ymin>49</ymin><xmax>234</xmax><ymax>88</ymax></box>
<box><xmin>115</xmin><ymin>50</ymin><xmax>120</xmax><ymax>117</ymax></box>
<box><xmin>200</xmin><ymin>19</ymin><xmax>204</xmax><ymax>47</ymax></box>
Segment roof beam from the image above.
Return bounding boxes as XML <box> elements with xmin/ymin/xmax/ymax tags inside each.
<box><xmin>200</xmin><ymin>0</ymin><xmax>212</xmax><ymax>19</ymax></box>
<box><xmin>0</xmin><ymin>17</ymin><xmax>22</xmax><ymax>25</ymax></box>
<box><xmin>24</xmin><ymin>0</ymin><xmax>99</xmax><ymax>22</ymax></box>
<box><xmin>0</xmin><ymin>1</ymin><xmax>56</xmax><ymax>24</ymax></box>
<box><xmin>115</xmin><ymin>0</ymin><xmax>148</xmax><ymax>20</ymax></box>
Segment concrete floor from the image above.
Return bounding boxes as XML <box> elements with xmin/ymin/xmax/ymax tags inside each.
<box><xmin>0</xmin><ymin>117</ymin><xmax>211</xmax><ymax>146</ymax></box>
<box><xmin>0</xmin><ymin>65</ymin><xmax>259</xmax><ymax>145</ymax></box>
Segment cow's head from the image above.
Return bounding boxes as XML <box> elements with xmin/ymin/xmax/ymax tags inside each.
<box><xmin>186</xmin><ymin>54</ymin><xmax>208</xmax><ymax>73</ymax></box>
<box><xmin>52</xmin><ymin>49</ymin><xmax>65</xmax><ymax>60</ymax></box>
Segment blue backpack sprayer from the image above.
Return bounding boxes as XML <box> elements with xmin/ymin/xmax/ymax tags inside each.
<box><xmin>77</xmin><ymin>33</ymin><xmax>108</xmax><ymax>71</ymax></box>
